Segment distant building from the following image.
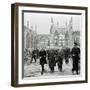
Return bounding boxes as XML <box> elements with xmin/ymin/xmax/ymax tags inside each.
<box><xmin>50</xmin><ymin>20</ymin><xmax>66</xmax><ymax>49</ymax></box>
<box><xmin>24</xmin><ymin>23</ymin><xmax>37</xmax><ymax>51</ymax></box>
<box><xmin>49</xmin><ymin>17</ymin><xmax>74</xmax><ymax>49</ymax></box>
<box><xmin>36</xmin><ymin>34</ymin><xmax>50</xmax><ymax>50</ymax></box>
<box><xmin>34</xmin><ymin>17</ymin><xmax>80</xmax><ymax>49</ymax></box>
<box><xmin>24</xmin><ymin>17</ymin><xmax>80</xmax><ymax>50</ymax></box>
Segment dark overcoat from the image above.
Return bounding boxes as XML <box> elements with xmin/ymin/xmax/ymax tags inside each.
<box><xmin>57</xmin><ymin>49</ymin><xmax>64</xmax><ymax>68</ymax></box>
<box><xmin>39</xmin><ymin>50</ymin><xmax>47</xmax><ymax>65</ymax></box>
<box><xmin>48</xmin><ymin>50</ymin><xmax>56</xmax><ymax>68</ymax></box>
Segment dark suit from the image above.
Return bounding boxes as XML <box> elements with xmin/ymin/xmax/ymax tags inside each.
<box><xmin>48</xmin><ymin>50</ymin><xmax>56</xmax><ymax>72</ymax></box>
<box><xmin>39</xmin><ymin>50</ymin><xmax>47</xmax><ymax>75</ymax></box>
<box><xmin>57</xmin><ymin>49</ymin><xmax>64</xmax><ymax>72</ymax></box>
<box><xmin>39</xmin><ymin>50</ymin><xmax>47</xmax><ymax>65</ymax></box>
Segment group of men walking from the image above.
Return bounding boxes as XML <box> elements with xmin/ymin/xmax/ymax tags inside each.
<box><xmin>30</xmin><ymin>42</ymin><xmax>80</xmax><ymax>75</ymax></box>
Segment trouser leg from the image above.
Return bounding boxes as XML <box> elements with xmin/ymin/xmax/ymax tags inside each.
<box><xmin>51</xmin><ymin>67</ymin><xmax>54</xmax><ymax>72</ymax></box>
<box><xmin>76</xmin><ymin>63</ymin><xmax>79</xmax><ymax>74</ymax></box>
<box><xmin>72</xmin><ymin>62</ymin><xmax>79</xmax><ymax>74</ymax></box>
<box><xmin>41</xmin><ymin>64</ymin><xmax>44</xmax><ymax>75</ymax></box>
<box><xmin>30</xmin><ymin>57</ymin><xmax>33</xmax><ymax>63</ymax></box>
<box><xmin>72</xmin><ymin>63</ymin><xmax>75</xmax><ymax>74</ymax></box>
<box><xmin>58</xmin><ymin>63</ymin><xmax>62</xmax><ymax>72</ymax></box>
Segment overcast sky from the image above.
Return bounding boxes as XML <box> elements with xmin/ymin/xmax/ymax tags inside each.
<box><xmin>24</xmin><ymin>12</ymin><xmax>82</xmax><ymax>34</ymax></box>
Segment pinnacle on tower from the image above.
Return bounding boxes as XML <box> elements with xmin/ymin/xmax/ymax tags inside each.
<box><xmin>65</xmin><ymin>21</ymin><xmax>67</xmax><ymax>27</ymax></box>
<box><xmin>70</xmin><ymin>17</ymin><xmax>73</xmax><ymax>25</ymax></box>
<box><xmin>57</xmin><ymin>21</ymin><xmax>59</xmax><ymax>27</ymax></box>
<box><xmin>35</xmin><ymin>24</ymin><xmax>37</xmax><ymax>33</ymax></box>
<box><xmin>31</xmin><ymin>24</ymin><xmax>33</xmax><ymax>30</ymax></box>
<box><xmin>51</xmin><ymin>17</ymin><xmax>54</xmax><ymax>24</ymax></box>
<box><xmin>69</xmin><ymin>17</ymin><xmax>73</xmax><ymax>30</ymax></box>
<box><xmin>27</xmin><ymin>20</ymin><xmax>29</xmax><ymax>28</ymax></box>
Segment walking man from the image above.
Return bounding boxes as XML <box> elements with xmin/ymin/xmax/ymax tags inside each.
<box><xmin>31</xmin><ymin>50</ymin><xmax>37</xmax><ymax>63</ymax></box>
<box><xmin>48</xmin><ymin>50</ymin><xmax>56</xmax><ymax>73</ymax></box>
<box><xmin>39</xmin><ymin>48</ymin><xmax>47</xmax><ymax>75</ymax></box>
<box><xmin>57</xmin><ymin>49</ymin><xmax>64</xmax><ymax>72</ymax></box>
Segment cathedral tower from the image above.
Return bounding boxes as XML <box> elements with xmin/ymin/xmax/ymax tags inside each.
<box><xmin>68</xmin><ymin>17</ymin><xmax>73</xmax><ymax>48</ymax></box>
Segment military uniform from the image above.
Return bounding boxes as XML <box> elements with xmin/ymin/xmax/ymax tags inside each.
<box><xmin>71</xmin><ymin>45</ymin><xmax>80</xmax><ymax>74</ymax></box>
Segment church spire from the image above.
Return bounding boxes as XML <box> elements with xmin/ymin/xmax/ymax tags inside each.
<box><xmin>69</xmin><ymin>17</ymin><xmax>73</xmax><ymax>30</ymax></box>
<box><xmin>35</xmin><ymin>24</ymin><xmax>37</xmax><ymax>33</ymax></box>
<box><xmin>50</xmin><ymin>17</ymin><xmax>54</xmax><ymax>34</ymax></box>
<box><xmin>51</xmin><ymin>17</ymin><xmax>54</xmax><ymax>24</ymax></box>
<box><xmin>65</xmin><ymin>21</ymin><xmax>67</xmax><ymax>27</ymax></box>
<box><xmin>27</xmin><ymin>20</ymin><xmax>29</xmax><ymax>28</ymax></box>
<box><xmin>31</xmin><ymin>24</ymin><xmax>33</xmax><ymax>30</ymax></box>
<box><xmin>57</xmin><ymin>21</ymin><xmax>59</xmax><ymax>27</ymax></box>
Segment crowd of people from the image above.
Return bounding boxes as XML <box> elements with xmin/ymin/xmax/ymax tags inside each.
<box><xmin>25</xmin><ymin>42</ymin><xmax>80</xmax><ymax>75</ymax></box>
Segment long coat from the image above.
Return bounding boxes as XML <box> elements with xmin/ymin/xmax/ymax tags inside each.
<box><xmin>48</xmin><ymin>50</ymin><xmax>56</xmax><ymax>68</ymax></box>
<box><xmin>57</xmin><ymin>49</ymin><xmax>64</xmax><ymax>70</ymax></box>
<box><xmin>39</xmin><ymin>50</ymin><xmax>47</xmax><ymax>65</ymax></box>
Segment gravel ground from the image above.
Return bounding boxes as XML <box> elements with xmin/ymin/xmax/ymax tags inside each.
<box><xmin>24</xmin><ymin>58</ymin><xmax>76</xmax><ymax>77</ymax></box>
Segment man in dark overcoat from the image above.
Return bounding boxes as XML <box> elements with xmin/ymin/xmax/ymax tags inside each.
<box><xmin>48</xmin><ymin>50</ymin><xmax>56</xmax><ymax>73</ymax></box>
<box><xmin>57</xmin><ymin>49</ymin><xmax>64</xmax><ymax>72</ymax></box>
<box><xmin>71</xmin><ymin>42</ymin><xmax>80</xmax><ymax>75</ymax></box>
<box><xmin>39</xmin><ymin>48</ymin><xmax>47</xmax><ymax>75</ymax></box>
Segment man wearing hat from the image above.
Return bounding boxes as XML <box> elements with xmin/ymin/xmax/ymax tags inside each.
<box><xmin>71</xmin><ymin>42</ymin><xmax>80</xmax><ymax>75</ymax></box>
